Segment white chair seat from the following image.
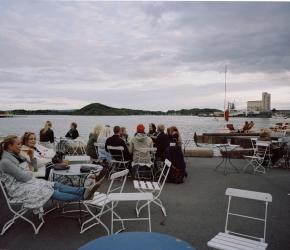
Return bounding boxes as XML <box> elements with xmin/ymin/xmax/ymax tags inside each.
<box><xmin>133</xmin><ymin>180</ymin><xmax>161</xmax><ymax>191</ymax></box>
<box><xmin>208</xmin><ymin>232</ymin><xmax>268</xmax><ymax>250</ymax></box>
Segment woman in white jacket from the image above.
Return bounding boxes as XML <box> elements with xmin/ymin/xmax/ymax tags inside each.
<box><xmin>20</xmin><ymin>132</ymin><xmax>55</xmax><ymax>172</ymax></box>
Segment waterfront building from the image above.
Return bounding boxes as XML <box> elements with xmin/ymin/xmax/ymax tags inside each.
<box><xmin>247</xmin><ymin>92</ymin><xmax>271</xmax><ymax>112</ymax></box>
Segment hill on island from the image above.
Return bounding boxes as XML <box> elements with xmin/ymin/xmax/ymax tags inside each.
<box><xmin>10</xmin><ymin>103</ymin><xmax>221</xmax><ymax>116</ymax></box>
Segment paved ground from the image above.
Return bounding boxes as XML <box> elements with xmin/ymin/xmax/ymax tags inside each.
<box><xmin>0</xmin><ymin>157</ymin><xmax>290</xmax><ymax>250</ymax></box>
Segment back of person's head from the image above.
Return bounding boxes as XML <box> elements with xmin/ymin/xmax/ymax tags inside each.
<box><xmin>22</xmin><ymin>132</ymin><xmax>36</xmax><ymax>146</ymax></box>
<box><xmin>157</xmin><ymin>124</ymin><xmax>165</xmax><ymax>132</ymax></box>
<box><xmin>120</xmin><ymin>127</ymin><xmax>127</xmax><ymax>134</ymax></box>
<box><xmin>98</xmin><ymin>126</ymin><xmax>111</xmax><ymax>139</ymax></box>
<box><xmin>92</xmin><ymin>124</ymin><xmax>103</xmax><ymax>135</ymax></box>
<box><xmin>259</xmin><ymin>129</ymin><xmax>271</xmax><ymax>141</ymax></box>
<box><xmin>170</xmin><ymin>126</ymin><xmax>179</xmax><ymax>134</ymax></box>
<box><xmin>42</xmin><ymin>121</ymin><xmax>52</xmax><ymax>134</ymax></box>
<box><xmin>0</xmin><ymin>135</ymin><xmax>18</xmax><ymax>159</ymax></box>
<box><xmin>71</xmin><ymin>122</ymin><xmax>77</xmax><ymax>129</ymax></box>
<box><xmin>166</xmin><ymin>127</ymin><xmax>171</xmax><ymax>135</ymax></box>
<box><xmin>113</xmin><ymin>126</ymin><xmax>121</xmax><ymax>135</ymax></box>
<box><xmin>136</xmin><ymin>124</ymin><xmax>145</xmax><ymax>134</ymax></box>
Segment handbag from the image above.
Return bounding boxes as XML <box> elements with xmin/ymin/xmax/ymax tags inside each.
<box><xmin>52</xmin><ymin>151</ymin><xmax>65</xmax><ymax>164</ymax></box>
<box><xmin>53</xmin><ymin>163</ymin><xmax>70</xmax><ymax>171</ymax></box>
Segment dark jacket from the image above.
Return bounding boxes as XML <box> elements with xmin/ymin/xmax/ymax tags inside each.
<box><xmin>155</xmin><ymin>132</ymin><xmax>170</xmax><ymax>160</ymax></box>
<box><xmin>105</xmin><ymin>134</ymin><xmax>131</xmax><ymax>161</ymax></box>
<box><xmin>65</xmin><ymin>128</ymin><xmax>79</xmax><ymax>140</ymax></box>
<box><xmin>39</xmin><ymin>128</ymin><xmax>54</xmax><ymax>143</ymax></box>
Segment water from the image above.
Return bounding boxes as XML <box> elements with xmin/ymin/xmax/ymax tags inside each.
<box><xmin>0</xmin><ymin>115</ymin><xmax>285</xmax><ymax>141</ymax></box>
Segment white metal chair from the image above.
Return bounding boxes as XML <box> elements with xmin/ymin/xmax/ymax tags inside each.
<box><xmin>132</xmin><ymin>147</ymin><xmax>156</xmax><ymax>181</ymax></box>
<box><xmin>108</xmin><ymin>192</ymin><xmax>153</xmax><ymax>234</ymax></box>
<box><xmin>0</xmin><ymin>179</ymin><xmax>45</xmax><ymax>234</ymax></box>
<box><xmin>207</xmin><ymin>188</ymin><xmax>272</xmax><ymax>250</ymax></box>
<box><xmin>107</xmin><ymin>146</ymin><xmax>131</xmax><ymax>174</ymax></box>
<box><xmin>58</xmin><ymin>137</ymin><xmax>86</xmax><ymax>155</ymax></box>
<box><xmin>133</xmin><ymin>159</ymin><xmax>171</xmax><ymax>217</ymax></box>
<box><xmin>80</xmin><ymin>169</ymin><xmax>129</xmax><ymax>235</ymax></box>
<box><xmin>243</xmin><ymin>141</ymin><xmax>271</xmax><ymax>174</ymax></box>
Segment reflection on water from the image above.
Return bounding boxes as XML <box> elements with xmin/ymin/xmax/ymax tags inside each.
<box><xmin>0</xmin><ymin>115</ymin><xmax>285</xmax><ymax>140</ymax></box>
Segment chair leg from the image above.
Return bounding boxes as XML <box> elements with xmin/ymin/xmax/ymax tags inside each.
<box><xmin>1</xmin><ymin>207</ymin><xmax>44</xmax><ymax>235</ymax></box>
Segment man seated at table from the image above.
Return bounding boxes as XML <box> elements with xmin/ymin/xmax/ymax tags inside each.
<box><xmin>105</xmin><ymin>126</ymin><xmax>132</xmax><ymax>162</ymax></box>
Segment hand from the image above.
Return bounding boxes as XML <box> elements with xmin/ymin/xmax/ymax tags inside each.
<box><xmin>26</xmin><ymin>149</ymin><xmax>34</xmax><ymax>157</ymax></box>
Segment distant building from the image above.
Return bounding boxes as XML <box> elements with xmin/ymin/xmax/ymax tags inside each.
<box><xmin>247</xmin><ymin>92</ymin><xmax>271</xmax><ymax>112</ymax></box>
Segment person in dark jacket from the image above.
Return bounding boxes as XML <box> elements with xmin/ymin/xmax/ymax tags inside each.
<box><xmin>165</xmin><ymin>133</ymin><xmax>186</xmax><ymax>184</ymax></box>
<box><xmin>65</xmin><ymin>122</ymin><xmax>79</xmax><ymax>140</ymax></box>
<box><xmin>39</xmin><ymin>121</ymin><xmax>54</xmax><ymax>144</ymax></box>
<box><xmin>105</xmin><ymin>126</ymin><xmax>132</xmax><ymax>161</ymax></box>
<box><xmin>155</xmin><ymin>124</ymin><xmax>170</xmax><ymax>161</ymax></box>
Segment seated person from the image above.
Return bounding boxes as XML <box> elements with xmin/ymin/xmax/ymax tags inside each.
<box><xmin>129</xmin><ymin>124</ymin><xmax>153</xmax><ymax>164</ymax></box>
<box><xmin>39</xmin><ymin>121</ymin><xmax>54</xmax><ymax>149</ymax></box>
<box><xmin>65</xmin><ymin>122</ymin><xmax>79</xmax><ymax>140</ymax></box>
<box><xmin>155</xmin><ymin>124</ymin><xmax>170</xmax><ymax>161</ymax></box>
<box><xmin>120</xmin><ymin>127</ymin><xmax>129</xmax><ymax>145</ymax></box>
<box><xmin>242</xmin><ymin>121</ymin><xmax>254</xmax><ymax>133</ymax></box>
<box><xmin>86</xmin><ymin>124</ymin><xmax>103</xmax><ymax>160</ymax></box>
<box><xmin>20</xmin><ymin>132</ymin><xmax>55</xmax><ymax>173</ymax></box>
<box><xmin>96</xmin><ymin>126</ymin><xmax>112</xmax><ymax>162</ymax></box>
<box><xmin>147</xmin><ymin>123</ymin><xmax>158</xmax><ymax>145</ymax></box>
<box><xmin>165</xmin><ymin>133</ymin><xmax>186</xmax><ymax>184</ymax></box>
<box><xmin>226</xmin><ymin>123</ymin><xmax>236</xmax><ymax>132</ymax></box>
<box><xmin>105</xmin><ymin>126</ymin><xmax>131</xmax><ymax>161</ymax></box>
<box><xmin>0</xmin><ymin>135</ymin><xmax>106</xmax><ymax>211</ymax></box>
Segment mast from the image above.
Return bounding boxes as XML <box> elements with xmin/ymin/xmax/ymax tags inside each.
<box><xmin>224</xmin><ymin>65</ymin><xmax>227</xmax><ymax>111</ymax></box>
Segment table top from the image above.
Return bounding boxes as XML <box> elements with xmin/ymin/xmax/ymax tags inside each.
<box><xmin>52</xmin><ymin>164</ymin><xmax>103</xmax><ymax>176</ymax></box>
<box><xmin>79</xmin><ymin>232</ymin><xmax>195</xmax><ymax>250</ymax></box>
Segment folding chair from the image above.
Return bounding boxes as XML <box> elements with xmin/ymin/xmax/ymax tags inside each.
<box><xmin>107</xmin><ymin>146</ymin><xmax>131</xmax><ymax>174</ymax></box>
<box><xmin>80</xmin><ymin>169</ymin><xmax>129</xmax><ymax>235</ymax></box>
<box><xmin>0</xmin><ymin>179</ymin><xmax>45</xmax><ymax>235</ymax></box>
<box><xmin>133</xmin><ymin>159</ymin><xmax>171</xmax><ymax>217</ymax></box>
<box><xmin>207</xmin><ymin>188</ymin><xmax>272</xmax><ymax>250</ymax></box>
<box><xmin>243</xmin><ymin>141</ymin><xmax>271</xmax><ymax>174</ymax></box>
<box><xmin>132</xmin><ymin>147</ymin><xmax>156</xmax><ymax>181</ymax></box>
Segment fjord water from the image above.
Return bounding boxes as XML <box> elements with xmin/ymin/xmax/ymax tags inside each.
<box><xmin>0</xmin><ymin>115</ymin><xmax>279</xmax><ymax>140</ymax></box>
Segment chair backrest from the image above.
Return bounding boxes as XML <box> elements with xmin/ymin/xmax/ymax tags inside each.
<box><xmin>107</xmin><ymin>169</ymin><xmax>129</xmax><ymax>194</ymax></box>
<box><xmin>133</xmin><ymin>147</ymin><xmax>157</xmax><ymax>165</ymax></box>
<box><xmin>255</xmin><ymin>141</ymin><xmax>271</xmax><ymax>160</ymax></box>
<box><xmin>156</xmin><ymin>159</ymin><xmax>172</xmax><ymax>192</ymax></box>
<box><xmin>0</xmin><ymin>179</ymin><xmax>15</xmax><ymax>211</ymax></box>
<box><xmin>224</xmin><ymin>188</ymin><xmax>272</xmax><ymax>242</ymax></box>
<box><xmin>107</xmin><ymin>146</ymin><xmax>125</xmax><ymax>162</ymax></box>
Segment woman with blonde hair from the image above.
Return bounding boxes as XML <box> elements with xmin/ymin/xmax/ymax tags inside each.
<box><xmin>86</xmin><ymin>124</ymin><xmax>103</xmax><ymax>160</ymax></box>
<box><xmin>96</xmin><ymin>125</ymin><xmax>112</xmax><ymax>162</ymax></box>
<box><xmin>39</xmin><ymin>121</ymin><xmax>54</xmax><ymax>148</ymax></box>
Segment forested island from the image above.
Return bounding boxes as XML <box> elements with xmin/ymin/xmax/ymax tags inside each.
<box><xmin>8</xmin><ymin>103</ymin><xmax>221</xmax><ymax>116</ymax></box>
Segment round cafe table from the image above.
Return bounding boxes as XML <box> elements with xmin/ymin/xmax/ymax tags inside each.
<box><xmin>79</xmin><ymin>232</ymin><xmax>196</xmax><ymax>250</ymax></box>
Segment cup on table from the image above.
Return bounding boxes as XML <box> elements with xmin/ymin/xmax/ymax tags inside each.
<box><xmin>227</xmin><ymin>138</ymin><xmax>231</xmax><ymax>145</ymax></box>
<box><xmin>63</xmin><ymin>159</ymin><xmax>69</xmax><ymax>166</ymax></box>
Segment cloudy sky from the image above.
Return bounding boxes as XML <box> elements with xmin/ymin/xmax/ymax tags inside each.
<box><xmin>0</xmin><ymin>1</ymin><xmax>289</xmax><ymax>111</ymax></box>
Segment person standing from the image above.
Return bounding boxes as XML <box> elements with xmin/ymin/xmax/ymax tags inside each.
<box><xmin>155</xmin><ymin>124</ymin><xmax>170</xmax><ymax>161</ymax></box>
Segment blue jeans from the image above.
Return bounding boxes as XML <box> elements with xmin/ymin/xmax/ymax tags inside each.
<box><xmin>52</xmin><ymin>182</ymin><xmax>85</xmax><ymax>201</ymax></box>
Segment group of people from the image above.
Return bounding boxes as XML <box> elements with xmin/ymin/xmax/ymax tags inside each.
<box><xmin>85</xmin><ymin>123</ymin><xmax>186</xmax><ymax>183</ymax></box>
<box><xmin>0</xmin><ymin>135</ymin><xmax>107</xmax><ymax>213</ymax></box>
<box><xmin>226</xmin><ymin>120</ymin><xmax>254</xmax><ymax>133</ymax></box>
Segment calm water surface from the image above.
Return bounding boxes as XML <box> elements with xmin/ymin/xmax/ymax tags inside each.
<box><xmin>0</xmin><ymin>115</ymin><xmax>285</xmax><ymax>141</ymax></box>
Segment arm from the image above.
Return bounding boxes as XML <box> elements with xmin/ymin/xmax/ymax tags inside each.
<box><xmin>49</xmin><ymin>129</ymin><xmax>54</xmax><ymax>143</ymax></box>
<box><xmin>1</xmin><ymin>159</ymin><xmax>33</xmax><ymax>182</ymax></box>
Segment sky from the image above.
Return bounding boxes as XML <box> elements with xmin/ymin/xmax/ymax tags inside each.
<box><xmin>0</xmin><ymin>1</ymin><xmax>289</xmax><ymax>111</ymax></box>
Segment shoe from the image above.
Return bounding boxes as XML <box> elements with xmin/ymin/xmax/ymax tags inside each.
<box><xmin>87</xmin><ymin>167</ymin><xmax>108</xmax><ymax>180</ymax></box>
<box><xmin>83</xmin><ymin>179</ymin><xmax>104</xmax><ymax>200</ymax></box>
